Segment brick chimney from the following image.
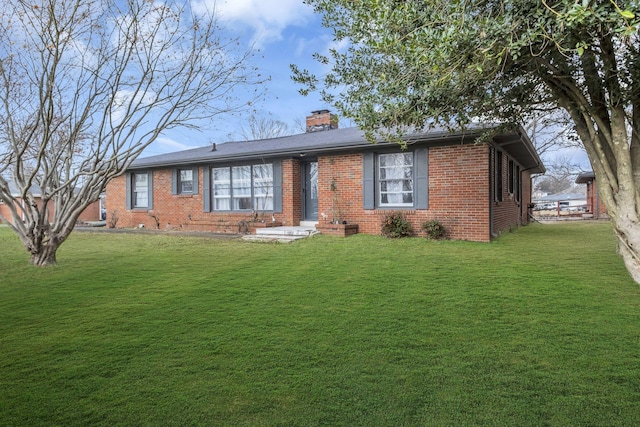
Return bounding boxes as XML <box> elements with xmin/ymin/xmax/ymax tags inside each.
<box><xmin>306</xmin><ymin>110</ymin><xmax>338</xmax><ymax>132</ymax></box>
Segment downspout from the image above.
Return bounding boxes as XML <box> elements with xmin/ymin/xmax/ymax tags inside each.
<box><xmin>594</xmin><ymin>180</ymin><xmax>600</xmax><ymax>219</ymax></box>
<box><xmin>520</xmin><ymin>166</ymin><xmax>544</xmax><ymax>226</ymax></box>
<box><xmin>490</xmin><ymin>148</ymin><xmax>495</xmax><ymax>238</ymax></box>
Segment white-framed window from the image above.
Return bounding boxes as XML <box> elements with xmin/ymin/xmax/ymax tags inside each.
<box><xmin>171</xmin><ymin>167</ymin><xmax>198</xmax><ymax>196</ymax></box>
<box><xmin>213</xmin><ymin>167</ymin><xmax>231</xmax><ymax>211</ymax></box>
<box><xmin>133</xmin><ymin>173</ymin><xmax>149</xmax><ymax>208</ymax></box>
<box><xmin>253</xmin><ymin>164</ymin><xmax>274</xmax><ymax>211</ymax></box>
<box><xmin>378</xmin><ymin>153</ymin><xmax>414</xmax><ymax>207</ymax></box>
<box><xmin>126</xmin><ymin>171</ymin><xmax>153</xmax><ymax>210</ymax></box>
<box><xmin>212</xmin><ymin>163</ymin><xmax>273</xmax><ymax>211</ymax></box>
<box><xmin>179</xmin><ymin>169</ymin><xmax>194</xmax><ymax>193</ymax></box>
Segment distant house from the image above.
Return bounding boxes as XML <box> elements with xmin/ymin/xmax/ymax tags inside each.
<box><xmin>0</xmin><ymin>181</ymin><xmax>103</xmax><ymax>225</ymax></box>
<box><xmin>576</xmin><ymin>171</ymin><xmax>608</xmax><ymax>219</ymax></box>
<box><xmin>534</xmin><ymin>191</ymin><xmax>586</xmax><ymax>210</ymax></box>
<box><xmin>105</xmin><ymin>110</ymin><xmax>545</xmax><ymax>241</ymax></box>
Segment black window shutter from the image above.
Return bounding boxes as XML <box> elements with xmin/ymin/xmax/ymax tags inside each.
<box><xmin>171</xmin><ymin>169</ymin><xmax>178</xmax><ymax>195</ymax></box>
<box><xmin>125</xmin><ymin>173</ymin><xmax>132</xmax><ymax>210</ymax></box>
<box><xmin>147</xmin><ymin>171</ymin><xmax>154</xmax><ymax>210</ymax></box>
<box><xmin>414</xmin><ymin>148</ymin><xmax>429</xmax><ymax>209</ymax></box>
<box><xmin>272</xmin><ymin>160</ymin><xmax>282</xmax><ymax>212</ymax></box>
<box><xmin>192</xmin><ymin>166</ymin><xmax>199</xmax><ymax>195</ymax></box>
<box><xmin>202</xmin><ymin>166</ymin><xmax>211</xmax><ymax>212</ymax></box>
<box><xmin>362</xmin><ymin>152</ymin><xmax>375</xmax><ymax>209</ymax></box>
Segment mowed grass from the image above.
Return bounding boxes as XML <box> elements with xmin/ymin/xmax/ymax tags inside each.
<box><xmin>0</xmin><ymin>222</ymin><xmax>639</xmax><ymax>426</ymax></box>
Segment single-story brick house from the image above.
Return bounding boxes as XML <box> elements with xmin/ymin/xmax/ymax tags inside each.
<box><xmin>0</xmin><ymin>181</ymin><xmax>103</xmax><ymax>224</ymax></box>
<box><xmin>105</xmin><ymin>111</ymin><xmax>545</xmax><ymax>241</ymax></box>
<box><xmin>576</xmin><ymin>171</ymin><xmax>608</xmax><ymax>219</ymax></box>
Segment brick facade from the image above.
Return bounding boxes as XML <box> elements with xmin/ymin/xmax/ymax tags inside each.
<box><xmin>491</xmin><ymin>147</ymin><xmax>534</xmax><ymax>237</ymax></box>
<box><xmin>585</xmin><ymin>179</ymin><xmax>608</xmax><ymax>219</ymax></box>
<box><xmin>0</xmin><ymin>198</ymin><xmax>100</xmax><ymax>224</ymax></box>
<box><xmin>106</xmin><ymin>142</ymin><xmax>533</xmax><ymax>241</ymax></box>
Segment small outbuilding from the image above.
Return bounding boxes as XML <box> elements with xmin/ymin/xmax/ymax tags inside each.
<box><xmin>575</xmin><ymin>171</ymin><xmax>608</xmax><ymax>219</ymax></box>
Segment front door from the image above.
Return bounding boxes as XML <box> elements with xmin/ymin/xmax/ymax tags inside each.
<box><xmin>303</xmin><ymin>161</ymin><xmax>318</xmax><ymax>221</ymax></box>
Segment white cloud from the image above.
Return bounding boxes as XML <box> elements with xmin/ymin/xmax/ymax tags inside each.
<box><xmin>155</xmin><ymin>137</ymin><xmax>197</xmax><ymax>152</ymax></box>
<box><xmin>193</xmin><ymin>0</ymin><xmax>314</xmax><ymax>48</ymax></box>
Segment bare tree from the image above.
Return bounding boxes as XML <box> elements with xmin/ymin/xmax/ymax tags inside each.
<box><xmin>237</xmin><ymin>115</ymin><xmax>292</xmax><ymax>141</ymax></box>
<box><xmin>534</xmin><ymin>154</ymin><xmax>585</xmax><ymax>195</ymax></box>
<box><xmin>0</xmin><ymin>0</ymin><xmax>265</xmax><ymax>266</ymax></box>
<box><xmin>525</xmin><ymin>110</ymin><xmax>583</xmax><ymax>159</ymax></box>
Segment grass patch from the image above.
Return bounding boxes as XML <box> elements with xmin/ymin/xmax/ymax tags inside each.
<box><xmin>1</xmin><ymin>222</ymin><xmax>639</xmax><ymax>426</ymax></box>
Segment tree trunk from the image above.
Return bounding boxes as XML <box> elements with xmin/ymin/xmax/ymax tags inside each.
<box><xmin>24</xmin><ymin>226</ymin><xmax>67</xmax><ymax>267</ymax></box>
<box><xmin>30</xmin><ymin>243</ymin><xmax>59</xmax><ymax>266</ymax></box>
<box><xmin>613</xmin><ymin>217</ymin><xmax>640</xmax><ymax>284</ymax></box>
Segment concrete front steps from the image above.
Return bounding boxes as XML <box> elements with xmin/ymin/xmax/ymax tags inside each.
<box><xmin>241</xmin><ymin>224</ymin><xmax>319</xmax><ymax>243</ymax></box>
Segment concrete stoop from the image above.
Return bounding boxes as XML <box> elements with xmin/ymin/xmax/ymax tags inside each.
<box><xmin>241</xmin><ymin>226</ymin><xmax>319</xmax><ymax>243</ymax></box>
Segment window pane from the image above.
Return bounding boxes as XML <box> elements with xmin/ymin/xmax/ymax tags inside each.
<box><xmin>180</xmin><ymin>169</ymin><xmax>193</xmax><ymax>193</ymax></box>
<box><xmin>133</xmin><ymin>173</ymin><xmax>148</xmax><ymax>208</ymax></box>
<box><xmin>253</xmin><ymin>164</ymin><xmax>273</xmax><ymax>211</ymax></box>
<box><xmin>379</xmin><ymin>153</ymin><xmax>413</xmax><ymax>206</ymax></box>
<box><xmin>232</xmin><ymin>166</ymin><xmax>251</xmax><ymax>210</ymax></box>
<box><xmin>213</xmin><ymin>168</ymin><xmax>231</xmax><ymax>210</ymax></box>
<box><xmin>211</xmin><ymin>164</ymin><xmax>275</xmax><ymax>211</ymax></box>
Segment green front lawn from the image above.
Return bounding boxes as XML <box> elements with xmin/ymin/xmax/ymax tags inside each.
<box><xmin>0</xmin><ymin>223</ymin><xmax>638</xmax><ymax>426</ymax></box>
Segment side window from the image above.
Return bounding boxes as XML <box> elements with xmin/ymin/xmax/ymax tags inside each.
<box><xmin>133</xmin><ymin>173</ymin><xmax>149</xmax><ymax>208</ymax></box>
<box><xmin>495</xmin><ymin>150</ymin><xmax>503</xmax><ymax>202</ymax></box>
<box><xmin>508</xmin><ymin>159</ymin><xmax>514</xmax><ymax>194</ymax></box>
<box><xmin>515</xmin><ymin>165</ymin><xmax>521</xmax><ymax>202</ymax></box>
<box><xmin>253</xmin><ymin>164</ymin><xmax>274</xmax><ymax>211</ymax></box>
<box><xmin>172</xmin><ymin>167</ymin><xmax>199</xmax><ymax>195</ymax></box>
<box><xmin>363</xmin><ymin>149</ymin><xmax>428</xmax><ymax>210</ymax></box>
<box><xmin>126</xmin><ymin>171</ymin><xmax>153</xmax><ymax>210</ymax></box>
<box><xmin>179</xmin><ymin>169</ymin><xmax>194</xmax><ymax>193</ymax></box>
<box><xmin>378</xmin><ymin>153</ymin><xmax>414</xmax><ymax>207</ymax></box>
<box><xmin>213</xmin><ymin>167</ymin><xmax>231</xmax><ymax>210</ymax></box>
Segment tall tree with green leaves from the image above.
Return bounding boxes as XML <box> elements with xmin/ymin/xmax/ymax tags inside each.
<box><xmin>0</xmin><ymin>0</ymin><xmax>264</xmax><ymax>266</ymax></box>
<box><xmin>293</xmin><ymin>0</ymin><xmax>640</xmax><ymax>284</ymax></box>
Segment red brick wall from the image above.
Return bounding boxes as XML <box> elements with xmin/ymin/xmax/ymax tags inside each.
<box><xmin>314</xmin><ymin>145</ymin><xmax>492</xmax><ymax>241</ymax></box>
<box><xmin>491</xmin><ymin>148</ymin><xmax>530</xmax><ymax>236</ymax></box>
<box><xmin>108</xmin><ymin>169</ymin><xmax>213</xmax><ymax>231</ymax></box>
<box><xmin>0</xmin><ymin>201</ymin><xmax>11</xmax><ymax>222</ymax></box>
<box><xmin>424</xmin><ymin>145</ymin><xmax>492</xmax><ymax>241</ymax></box>
<box><xmin>106</xmin><ymin>163</ymin><xmax>300</xmax><ymax>232</ymax></box>
<box><xmin>317</xmin><ymin>153</ymin><xmax>362</xmax><ymax>225</ymax></box>
<box><xmin>306</xmin><ymin>111</ymin><xmax>338</xmax><ymax>131</ymax></box>
<box><xmin>106</xmin><ymin>143</ymin><xmax>533</xmax><ymax>241</ymax></box>
<box><xmin>586</xmin><ymin>180</ymin><xmax>608</xmax><ymax>218</ymax></box>
<box><xmin>0</xmin><ymin>198</ymin><xmax>100</xmax><ymax>224</ymax></box>
<box><xmin>78</xmin><ymin>200</ymin><xmax>101</xmax><ymax>222</ymax></box>
<box><xmin>282</xmin><ymin>159</ymin><xmax>302</xmax><ymax>225</ymax></box>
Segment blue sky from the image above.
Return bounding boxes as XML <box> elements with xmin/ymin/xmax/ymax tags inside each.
<box><xmin>144</xmin><ymin>0</ymin><xmax>340</xmax><ymax>156</ymax></box>
<box><xmin>145</xmin><ymin>0</ymin><xmax>590</xmax><ymax>170</ymax></box>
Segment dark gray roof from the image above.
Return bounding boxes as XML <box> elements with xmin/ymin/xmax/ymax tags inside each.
<box><xmin>576</xmin><ymin>171</ymin><xmax>595</xmax><ymax>184</ymax></box>
<box><xmin>130</xmin><ymin>123</ymin><xmax>545</xmax><ymax>173</ymax></box>
<box><xmin>5</xmin><ymin>180</ymin><xmax>42</xmax><ymax>197</ymax></box>
<box><xmin>537</xmin><ymin>192</ymin><xmax>586</xmax><ymax>202</ymax></box>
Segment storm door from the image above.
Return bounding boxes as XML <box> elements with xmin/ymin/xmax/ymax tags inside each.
<box><xmin>302</xmin><ymin>161</ymin><xmax>318</xmax><ymax>221</ymax></box>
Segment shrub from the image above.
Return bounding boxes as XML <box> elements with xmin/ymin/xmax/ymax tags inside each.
<box><xmin>108</xmin><ymin>210</ymin><xmax>119</xmax><ymax>228</ymax></box>
<box><xmin>422</xmin><ymin>220</ymin><xmax>447</xmax><ymax>240</ymax></box>
<box><xmin>381</xmin><ymin>211</ymin><xmax>413</xmax><ymax>238</ymax></box>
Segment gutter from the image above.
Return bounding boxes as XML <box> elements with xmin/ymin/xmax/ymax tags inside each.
<box><xmin>127</xmin><ymin>133</ymin><xmax>481</xmax><ymax>171</ymax></box>
<box><xmin>490</xmin><ymin>148</ymin><xmax>496</xmax><ymax>238</ymax></box>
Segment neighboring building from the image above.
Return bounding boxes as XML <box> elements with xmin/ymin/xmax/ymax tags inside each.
<box><xmin>105</xmin><ymin>110</ymin><xmax>545</xmax><ymax>242</ymax></box>
<box><xmin>0</xmin><ymin>181</ymin><xmax>103</xmax><ymax>225</ymax></box>
<box><xmin>533</xmin><ymin>191</ymin><xmax>586</xmax><ymax>211</ymax></box>
<box><xmin>576</xmin><ymin>171</ymin><xmax>608</xmax><ymax>219</ymax></box>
